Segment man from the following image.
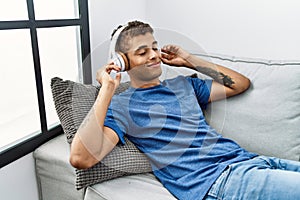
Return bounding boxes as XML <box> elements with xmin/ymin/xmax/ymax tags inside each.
<box><xmin>70</xmin><ymin>20</ymin><xmax>300</xmax><ymax>199</ymax></box>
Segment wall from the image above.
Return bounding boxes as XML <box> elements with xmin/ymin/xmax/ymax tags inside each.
<box><xmin>88</xmin><ymin>0</ymin><xmax>147</xmax><ymax>83</ymax></box>
<box><xmin>88</xmin><ymin>0</ymin><xmax>300</xmax><ymax>81</ymax></box>
<box><xmin>88</xmin><ymin>0</ymin><xmax>147</xmax><ymax>51</ymax></box>
<box><xmin>145</xmin><ymin>0</ymin><xmax>300</xmax><ymax>60</ymax></box>
<box><xmin>88</xmin><ymin>0</ymin><xmax>300</xmax><ymax>63</ymax></box>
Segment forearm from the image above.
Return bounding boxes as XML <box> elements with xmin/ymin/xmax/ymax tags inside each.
<box><xmin>70</xmin><ymin>83</ymin><xmax>115</xmax><ymax>168</ymax></box>
<box><xmin>185</xmin><ymin>55</ymin><xmax>250</xmax><ymax>91</ymax></box>
<box><xmin>161</xmin><ymin>44</ymin><xmax>250</xmax><ymax>99</ymax></box>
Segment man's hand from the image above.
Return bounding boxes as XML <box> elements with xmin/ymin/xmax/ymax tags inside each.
<box><xmin>96</xmin><ymin>63</ymin><xmax>122</xmax><ymax>90</ymax></box>
<box><xmin>160</xmin><ymin>45</ymin><xmax>191</xmax><ymax>67</ymax></box>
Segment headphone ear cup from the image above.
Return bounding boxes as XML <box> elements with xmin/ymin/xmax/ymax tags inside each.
<box><xmin>118</xmin><ymin>52</ymin><xmax>129</xmax><ymax>71</ymax></box>
<box><xmin>112</xmin><ymin>52</ymin><xmax>129</xmax><ymax>71</ymax></box>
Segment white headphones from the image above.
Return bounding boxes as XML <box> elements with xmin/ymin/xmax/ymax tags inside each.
<box><xmin>108</xmin><ymin>24</ymin><xmax>130</xmax><ymax>72</ymax></box>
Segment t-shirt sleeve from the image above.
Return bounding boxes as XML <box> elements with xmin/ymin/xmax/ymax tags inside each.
<box><xmin>104</xmin><ymin>104</ymin><xmax>126</xmax><ymax>144</ymax></box>
<box><xmin>186</xmin><ymin>77</ymin><xmax>212</xmax><ymax>110</ymax></box>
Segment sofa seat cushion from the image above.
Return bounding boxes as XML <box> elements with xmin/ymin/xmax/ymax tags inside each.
<box><xmin>84</xmin><ymin>173</ymin><xmax>176</xmax><ymax>200</ymax></box>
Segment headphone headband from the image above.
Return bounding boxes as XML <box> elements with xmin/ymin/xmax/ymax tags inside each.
<box><xmin>108</xmin><ymin>24</ymin><xmax>130</xmax><ymax>72</ymax></box>
<box><xmin>109</xmin><ymin>24</ymin><xmax>127</xmax><ymax>60</ymax></box>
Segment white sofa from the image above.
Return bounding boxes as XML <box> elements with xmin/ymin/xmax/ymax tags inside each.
<box><xmin>34</xmin><ymin>53</ymin><xmax>300</xmax><ymax>200</ymax></box>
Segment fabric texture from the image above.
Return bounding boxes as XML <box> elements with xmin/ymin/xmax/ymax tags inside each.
<box><xmin>104</xmin><ymin>75</ymin><xmax>256</xmax><ymax>200</ymax></box>
<box><xmin>51</xmin><ymin>77</ymin><xmax>152</xmax><ymax>190</ymax></box>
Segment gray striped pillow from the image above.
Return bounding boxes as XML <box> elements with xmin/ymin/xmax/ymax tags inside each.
<box><xmin>51</xmin><ymin>77</ymin><xmax>151</xmax><ymax>190</ymax></box>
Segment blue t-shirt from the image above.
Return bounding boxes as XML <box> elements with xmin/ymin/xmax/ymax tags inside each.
<box><xmin>104</xmin><ymin>76</ymin><xmax>257</xmax><ymax>200</ymax></box>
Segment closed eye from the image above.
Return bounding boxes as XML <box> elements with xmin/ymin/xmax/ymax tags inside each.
<box><xmin>138</xmin><ymin>51</ymin><xmax>147</xmax><ymax>56</ymax></box>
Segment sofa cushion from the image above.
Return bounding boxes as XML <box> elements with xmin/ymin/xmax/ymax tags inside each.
<box><xmin>51</xmin><ymin>77</ymin><xmax>152</xmax><ymax>190</ymax></box>
<box><xmin>34</xmin><ymin>134</ymin><xmax>84</xmax><ymax>200</ymax></box>
<box><xmin>83</xmin><ymin>173</ymin><xmax>176</xmax><ymax>200</ymax></box>
<box><xmin>201</xmin><ymin>53</ymin><xmax>300</xmax><ymax>161</ymax></box>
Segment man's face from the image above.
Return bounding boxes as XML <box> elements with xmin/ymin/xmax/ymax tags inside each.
<box><xmin>126</xmin><ymin>32</ymin><xmax>162</xmax><ymax>85</ymax></box>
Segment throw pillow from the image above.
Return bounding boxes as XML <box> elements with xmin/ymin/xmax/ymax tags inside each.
<box><xmin>51</xmin><ymin>77</ymin><xmax>152</xmax><ymax>190</ymax></box>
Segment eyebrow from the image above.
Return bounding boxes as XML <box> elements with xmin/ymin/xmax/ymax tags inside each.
<box><xmin>135</xmin><ymin>41</ymin><xmax>158</xmax><ymax>51</ymax></box>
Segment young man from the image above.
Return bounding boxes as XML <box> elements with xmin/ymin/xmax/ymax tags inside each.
<box><xmin>70</xmin><ymin>21</ymin><xmax>300</xmax><ymax>200</ymax></box>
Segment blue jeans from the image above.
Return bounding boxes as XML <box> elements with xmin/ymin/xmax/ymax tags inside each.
<box><xmin>204</xmin><ymin>156</ymin><xmax>300</xmax><ymax>200</ymax></box>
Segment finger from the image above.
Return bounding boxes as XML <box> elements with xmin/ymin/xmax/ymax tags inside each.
<box><xmin>106</xmin><ymin>64</ymin><xmax>121</xmax><ymax>73</ymax></box>
<box><xmin>115</xmin><ymin>72</ymin><xmax>122</xmax><ymax>82</ymax></box>
<box><xmin>162</xmin><ymin>45</ymin><xmax>178</xmax><ymax>53</ymax></box>
<box><xmin>161</xmin><ymin>52</ymin><xmax>175</xmax><ymax>60</ymax></box>
<box><xmin>160</xmin><ymin>57</ymin><xmax>172</xmax><ymax>65</ymax></box>
<box><xmin>161</xmin><ymin>46</ymin><xmax>172</xmax><ymax>54</ymax></box>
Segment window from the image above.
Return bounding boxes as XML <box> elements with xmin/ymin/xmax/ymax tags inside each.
<box><xmin>0</xmin><ymin>0</ymin><xmax>91</xmax><ymax>167</ymax></box>
<box><xmin>0</xmin><ymin>0</ymin><xmax>28</xmax><ymax>20</ymax></box>
<box><xmin>0</xmin><ymin>29</ymin><xmax>41</xmax><ymax>151</ymax></box>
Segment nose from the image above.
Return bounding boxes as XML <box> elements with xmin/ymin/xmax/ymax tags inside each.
<box><xmin>149</xmin><ymin>48</ymin><xmax>160</xmax><ymax>60</ymax></box>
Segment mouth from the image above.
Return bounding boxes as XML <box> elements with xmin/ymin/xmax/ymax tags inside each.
<box><xmin>146</xmin><ymin>61</ymin><xmax>161</xmax><ymax>68</ymax></box>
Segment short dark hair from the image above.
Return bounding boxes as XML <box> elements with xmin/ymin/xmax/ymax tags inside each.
<box><xmin>111</xmin><ymin>20</ymin><xmax>153</xmax><ymax>53</ymax></box>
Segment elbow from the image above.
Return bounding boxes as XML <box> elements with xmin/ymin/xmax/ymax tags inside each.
<box><xmin>236</xmin><ymin>77</ymin><xmax>251</xmax><ymax>94</ymax></box>
<box><xmin>69</xmin><ymin>133</ymin><xmax>102</xmax><ymax>169</ymax></box>
<box><xmin>69</xmin><ymin>155</ymin><xmax>83</xmax><ymax>169</ymax></box>
<box><xmin>69</xmin><ymin>155</ymin><xmax>88</xmax><ymax>169</ymax></box>
<box><xmin>243</xmin><ymin>77</ymin><xmax>251</xmax><ymax>92</ymax></box>
<box><xmin>69</xmin><ymin>152</ymin><xmax>98</xmax><ymax>170</ymax></box>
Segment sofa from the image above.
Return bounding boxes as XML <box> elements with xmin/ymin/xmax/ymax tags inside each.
<box><xmin>34</xmin><ymin>53</ymin><xmax>300</xmax><ymax>200</ymax></box>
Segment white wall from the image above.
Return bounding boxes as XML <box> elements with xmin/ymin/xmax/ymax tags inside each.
<box><xmin>88</xmin><ymin>0</ymin><xmax>147</xmax><ymax>83</ymax></box>
<box><xmin>88</xmin><ymin>0</ymin><xmax>300</xmax><ymax>63</ymax></box>
<box><xmin>0</xmin><ymin>153</ymin><xmax>39</xmax><ymax>200</ymax></box>
<box><xmin>146</xmin><ymin>0</ymin><xmax>300</xmax><ymax>60</ymax></box>
<box><xmin>88</xmin><ymin>0</ymin><xmax>147</xmax><ymax>51</ymax></box>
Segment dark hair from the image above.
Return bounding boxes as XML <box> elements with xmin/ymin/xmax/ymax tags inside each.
<box><xmin>111</xmin><ymin>20</ymin><xmax>153</xmax><ymax>53</ymax></box>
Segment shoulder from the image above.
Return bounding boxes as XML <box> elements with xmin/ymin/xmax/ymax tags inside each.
<box><xmin>163</xmin><ymin>75</ymin><xmax>192</xmax><ymax>85</ymax></box>
<box><xmin>170</xmin><ymin>75</ymin><xmax>211</xmax><ymax>91</ymax></box>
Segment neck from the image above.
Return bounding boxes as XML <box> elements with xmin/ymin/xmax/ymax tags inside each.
<box><xmin>130</xmin><ymin>79</ymin><xmax>160</xmax><ymax>88</ymax></box>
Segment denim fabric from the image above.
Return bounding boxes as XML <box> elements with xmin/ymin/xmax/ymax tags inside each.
<box><xmin>204</xmin><ymin>156</ymin><xmax>300</xmax><ymax>200</ymax></box>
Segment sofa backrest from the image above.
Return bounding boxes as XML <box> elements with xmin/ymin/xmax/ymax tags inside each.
<box><xmin>197</xmin><ymin>54</ymin><xmax>300</xmax><ymax>161</ymax></box>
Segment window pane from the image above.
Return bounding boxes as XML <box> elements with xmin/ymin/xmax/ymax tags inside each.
<box><xmin>0</xmin><ymin>0</ymin><xmax>28</xmax><ymax>20</ymax></box>
<box><xmin>33</xmin><ymin>0</ymin><xmax>79</xmax><ymax>20</ymax></box>
<box><xmin>0</xmin><ymin>30</ymin><xmax>41</xmax><ymax>152</ymax></box>
<box><xmin>37</xmin><ymin>26</ymin><xmax>82</xmax><ymax>130</ymax></box>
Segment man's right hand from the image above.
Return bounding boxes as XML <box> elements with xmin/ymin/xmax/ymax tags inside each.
<box><xmin>96</xmin><ymin>63</ymin><xmax>122</xmax><ymax>91</ymax></box>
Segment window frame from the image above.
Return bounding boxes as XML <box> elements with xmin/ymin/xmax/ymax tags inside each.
<box><xmin>0</xmin><ymin>0</ymin><xmax>91</xmax><ymax>167</ymax></box>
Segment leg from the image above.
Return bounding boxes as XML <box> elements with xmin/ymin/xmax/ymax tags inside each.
<box><xmin>222</xmin><ymin>156</ymin><xmax>300</xmax><ymax>200</ymax></box>
<box><xmin>263</xmin><ymin>156</ymin><xmax>300</xmax><ymax>172</ymax></box>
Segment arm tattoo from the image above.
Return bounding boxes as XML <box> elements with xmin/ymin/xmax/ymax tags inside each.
<box><xmin>195</xmin><ymin>66</ymin><xmax>235</xmax><ymax>88</ymax></box>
